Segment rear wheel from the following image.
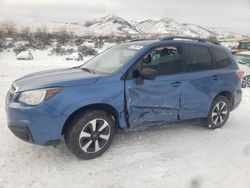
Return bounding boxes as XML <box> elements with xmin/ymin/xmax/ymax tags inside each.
<box><xmin>65</xmin><ymin>110</ymin><xmax>115</xmax><ymax>159</ymax></box>
<box><xmin>241</xmin><ymin>76</ymin><xmax>250</xmax><ymax>88</ymax></box>
<box><xmin>205</xmin><ymin>96</ymin><xmax>230</xmax><ymax>129</ymax></box>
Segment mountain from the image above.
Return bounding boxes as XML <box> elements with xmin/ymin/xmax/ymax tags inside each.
<box><xmin>0</xmin><ymin>17</ymin><xmax>90</xmax><ymax>35</ymax></box>
<box><xmin>81</xmin><ymin>15</ymin><xmax>244</xmax><ymax>39</ymax></box>
<box><xmin>0</xmin><ymin>15</ymin><xmax>245</xmax><ymax>39</ymax></box>
<box><xmin>134</xmin><ymin>18</ymin><xmax>242</xmax><ymax>39</ymax></box>
<box><xmin>82</xmin><ymin>15</ymin><xmax>139</xmax><ymax>35</ymax></box>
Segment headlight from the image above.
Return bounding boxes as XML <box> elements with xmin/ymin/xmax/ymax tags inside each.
<box><xmin>18</xmin><ymin>87</ymin><xmax>62</xmax><ymax>106</ymax></box>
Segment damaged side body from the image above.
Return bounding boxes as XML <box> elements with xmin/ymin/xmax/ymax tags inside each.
<box><xmin>126</xmin><ymin>79</ymin><xmax>182</xmax><ymax>127</ymax></box>
<box><xmin>122</xmin><ymin>42</ymin><xmax>218</xmax><ymax>128</ymax></box>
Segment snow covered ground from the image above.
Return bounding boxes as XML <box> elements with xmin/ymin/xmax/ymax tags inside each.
<box><xmin>0</xmin><ymin>52</ymin><xmax>250</xmax><ymax>188</ymax></box>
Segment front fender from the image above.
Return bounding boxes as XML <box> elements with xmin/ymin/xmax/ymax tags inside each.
<box><xmin>45</xmin><ymin>80</ymin><xmax>126</xmax><ymax>129</ymax></box>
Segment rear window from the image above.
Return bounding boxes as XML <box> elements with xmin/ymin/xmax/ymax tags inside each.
<box><xmin>210</xmin><ymin>47</ymin><xmax>231</xmax><ymax>69</ymax></box>
<box><xmin>185</xmin><ymin>45</ymin><xmax>212</xmax><ymax>72</ymax></box>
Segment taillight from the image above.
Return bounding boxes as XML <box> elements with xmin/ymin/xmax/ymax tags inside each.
<box><xmin>236</xmin><ymin>69</ymin><xmax>244</xmax><ymax>80</ymax></box>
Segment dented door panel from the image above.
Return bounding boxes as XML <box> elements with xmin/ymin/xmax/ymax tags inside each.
<box><xmin>178</xmin><ymin>71</ymin><xmax>219</xmax><ymax>120</ymax></box>
<box><xmin>126</xmin><ymin>77</ymin><xmax>182</xmax><ymax>127</ymax></box>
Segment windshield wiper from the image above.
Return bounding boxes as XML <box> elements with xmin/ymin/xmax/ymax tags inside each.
<box><xmin>81</xmin><ymin>67</ymin><xmax>96</xmax><ymax>74</ymax></box>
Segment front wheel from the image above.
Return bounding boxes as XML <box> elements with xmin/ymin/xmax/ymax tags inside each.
<box><xmin>65</xmin><ymin>110</ymin><xmax>115</xmax><ymax>159</ymax></box>
<box><xmin>205</xmin><ymin>96</ymin><xmax>230</xmax><ymax>129</ymax></box>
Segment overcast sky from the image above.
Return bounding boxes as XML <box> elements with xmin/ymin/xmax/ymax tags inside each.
<box><xmin>0</xmin><ymin>0</ymin><xmax>249</xmax><ymax>35</ymax></box>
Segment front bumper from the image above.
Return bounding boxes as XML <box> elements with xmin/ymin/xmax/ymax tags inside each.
<box><xmin>8</xmin><ymin>125</ymin><xmax>33</xmax><ymax>143</ymax></box>
<box><xmin>6</xmin><ymin>101</ymin><xmax>68</xmax><ymax>145</ymax></box>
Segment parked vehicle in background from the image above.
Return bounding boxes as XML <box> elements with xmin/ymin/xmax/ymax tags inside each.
<box><xmin>235</xmin><ymin>41</ymin><xmax>250</xmax><ymax>53</ymax></box>
<box><xmin>235</xmin><ymin>51</ymin><xmax>250</xmax><ymax>87</ymax></box>
<box><xmin>16</xmin><ymin>51</ymin><xmax>34</xmax><ymax>60</ymax></box>
<box><xmin>3</xmin><ymin>38</ymin><xmax>14</xmax><ymax>48</ymax></box>
<box><xmin>65</xmin><ymin>52</ymin><xmax>83</xmax><ymax>61</ymax></box>
<box><xmin>6</xmin><ymin>37</ymin><xmax>243</xmax><ymax>159</ymax></box>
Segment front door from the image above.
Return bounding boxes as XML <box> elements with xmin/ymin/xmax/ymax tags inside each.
<box><xmin>125</xmin><ymin>44</ymin><xmax>184</xmax><ymax>127</ymax></box>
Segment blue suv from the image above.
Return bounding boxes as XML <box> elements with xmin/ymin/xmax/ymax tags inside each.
<box><xmin>5</xmin><ymin>37</ymin><xmax>243</xmax><ymax>159</ymax></box>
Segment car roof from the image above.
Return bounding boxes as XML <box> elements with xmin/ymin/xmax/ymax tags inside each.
<box><xmin>126</xmin><ymin>38</ymin><xmax>222</xmax><ymax>49</ymax></box>
<box><xmin>124</xmin><ymin>40</ymin><xmax>159</xmax><ymax>46</ymax></box>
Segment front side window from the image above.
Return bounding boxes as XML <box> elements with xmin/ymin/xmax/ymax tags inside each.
<box><xmin>81</xmin><ymin>44</ymin><xmax>144</xmax><ymax>74</ymax></box>
<box><xmin>141</xmin><ymin>46</ymin><xmax>183</xmax><ymax>75</ymax></box>
<box><xmin>185</xmin><ymin>45</ymin><xmax>212</xmax><ymax>72</ymax></box>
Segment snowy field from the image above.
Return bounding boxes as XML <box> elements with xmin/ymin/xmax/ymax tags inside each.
<box><xmin>0</xmin><ymin>52</ymin><xmax>250</xmax><ymax>188</ymax></box>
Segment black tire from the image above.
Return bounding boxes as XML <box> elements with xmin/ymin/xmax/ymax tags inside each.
<box><xmin>241</xmin><ymin>76</ymin><xmax>250</xmax><ymax>88</ymax></box>
<box><xmin>241</xmin><ymin>76</ymin><xmax>247</xmax><ymax>88</ymax></box>
<box><xmin>65</xmin><ymin>110</ymin><xmax>115</xmax><ymax>159</ymax></box>
<box><xmin>205</xmin><ymin>96</ymin><xmax>231</xmax><ymax>129</ymax></box>
<box><xmin>246</xmin><ymin>76</ymin><xmax>250</xmax><ymax>88</ymax></box>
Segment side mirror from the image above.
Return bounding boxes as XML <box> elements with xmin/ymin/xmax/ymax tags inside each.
<box><xmin>140</xmin><ymin>68</ymin><xmax>157</xmax><ymax>80</ymax></box>
<box><xmin>136</xmin><ymin>68</ymin><xmax>156</xmax><ymax>85</ymax></box>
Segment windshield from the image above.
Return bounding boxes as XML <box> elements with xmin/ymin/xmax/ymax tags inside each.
<box><xmin>235</xmin><ymin>54</ymin><xmax>250</xmax><ymax>64</ymax></box>
<box><xmin>80</xmin><ymin>44</ymin><xmax>144</xmax><ymax>74</ymax></box>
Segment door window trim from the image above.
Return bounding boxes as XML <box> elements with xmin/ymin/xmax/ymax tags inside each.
<box><xmin>123</xmin><ymin>43</ymin><xmax>185</xmax><ymax>80</ymax></box>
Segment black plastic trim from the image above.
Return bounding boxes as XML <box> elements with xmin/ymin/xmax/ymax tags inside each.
<box><xmin>8</xmin><ymin>125</ymin><xmax>34</xmax><ymax>143</ymax></box>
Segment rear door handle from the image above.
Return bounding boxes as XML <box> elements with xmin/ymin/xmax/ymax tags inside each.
<box><xmin>171</xmin><ymin>81</ymin><xmax>181</xmax><ymax>87</ymax></box>
<box><xmin>213</xmin><ymin>75</ymin><xmax>218</xmax><ymax>80</ymax></box>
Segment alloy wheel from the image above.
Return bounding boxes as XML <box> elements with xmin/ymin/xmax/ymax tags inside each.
<box><xmin>211</xmin><ymin>101</ymin><xmax>228</xmax><ymax>126</ymax></box>
<box><xmin>242</xmin><ymin>76</ymin><xmax>250</xmax><ymax>88</ymax></box>
<box><xmin>79</xmin><ymin>118</ymin><xmax>111</xmax><ymax>153</ymax></box>
<box><xmin>245</xmin><ymin>76</ymin><xmax>250</xmax><ymax>87</ymax></box>
<box><xmin>242</xmin><ymin>77</ymin><xmax>247</xmax><ymax>88</ymax></box>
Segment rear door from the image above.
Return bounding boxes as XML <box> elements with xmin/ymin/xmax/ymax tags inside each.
<box><xmin>125</xmin><ymin>44</ymin><xmax>184</xmax><ymax>127</ymax></box>
<box><xmin>179</xmin><ymin>44</ymin><xmax>217</xmax><ymax>120</ymax></box>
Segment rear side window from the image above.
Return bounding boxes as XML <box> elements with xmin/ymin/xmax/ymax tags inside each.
<box><xmin>210</xmin><ymin>47</ymin><xmax>231</xmax><ymax>69</ymax></box>
<box><xmin>185</xmin><ymin>45</ymin><xmax>212</xmax><ymax>72</ymax></box>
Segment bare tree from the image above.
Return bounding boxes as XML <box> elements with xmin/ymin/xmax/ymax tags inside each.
<box><xmin>78</xmin><ymin>45</ymin><xmax>97</xmax><ymax>56</ymax></box>
<box><xmin>0</xmin><ymin>27</ymin><xmax>4</xmax><ymax>41</ymax></box>
<box><xmin>0</xmin><ymin>29</ymin><xmax>3</xmax><ymax>51</ymax></box>
<box><xmin>94</xmin><ymin>38</ymin><xmax>104</xmax><ymax>48</ymax></box>
<box><xmin>52</xmin><ymin>28</ymin><xmax>71</xmax><ymax>45</ymax></box>
<box><xmin>20</xmin><ymin>27</ymin><xmax>31</xmax><ymax>41</ymax></box>
<box><xmin>33</xmin><ymin>26</ymin><xmax>50</xmax><ymax>49</ymax></box>
<box><xmin>208</xmin><ymin>35</ymin><xmax>218</xmax><ymax>41</ymax></box>
<box><xmin>1</xmin><ymin>21</ymin><xmax>17</xmax><ymax>38</ymax></box>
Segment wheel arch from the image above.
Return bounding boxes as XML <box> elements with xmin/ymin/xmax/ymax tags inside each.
<box><xmin>214</xmin><ymin>90</ymin><xmax>234</xmax><ymax>110</ymax></box>
<box><xmin>62</xmin><ymin>103</ymin><xmax>120</xmax><ymax>136</ymax></box>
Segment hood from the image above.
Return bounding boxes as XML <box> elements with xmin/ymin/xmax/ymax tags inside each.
<box><xmin>14</xmin><ymin>67</ymin><xmax>100</xmax><ymax>92</ymax></box>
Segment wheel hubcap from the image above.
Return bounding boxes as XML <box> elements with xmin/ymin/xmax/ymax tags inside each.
<box><xmin>212</xmin><ymin>101</ymin><xmax>228</xmax><ymax>125</ymax></box>
<box><xmin>246</xmin><ymin>77</ymin><xmax>250</xmax><ymax>87</ymax></box>
<box><xmin>242</xmin><ymin>77</ymin><xmax>247</xmax><ymax>87</ymax></box>
<box><xmin>79</xmin><ymin>119</ymin><xmax>110</xmax><ymax>153</ymax></box>
<box><xmin>242</xmin><ymin>76</ymin><xmax>250</xmax><ymax>88</ymax></box>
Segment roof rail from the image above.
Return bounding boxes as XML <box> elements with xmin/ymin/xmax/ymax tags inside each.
<box><xmin>161</xmin><ymin>36</ymin><xmax>220</xmax><ymax>45</ymax></box>
<box><xmin>129</xmin><ymin>38</ymin><xmax>152</xmax><ymax>42</ymax></box>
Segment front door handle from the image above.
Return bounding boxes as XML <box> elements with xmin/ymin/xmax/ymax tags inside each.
<box><xmin>171</xmin><ymin>81</ymin><xmax>181</xmax><ymax>87</ymax></box>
